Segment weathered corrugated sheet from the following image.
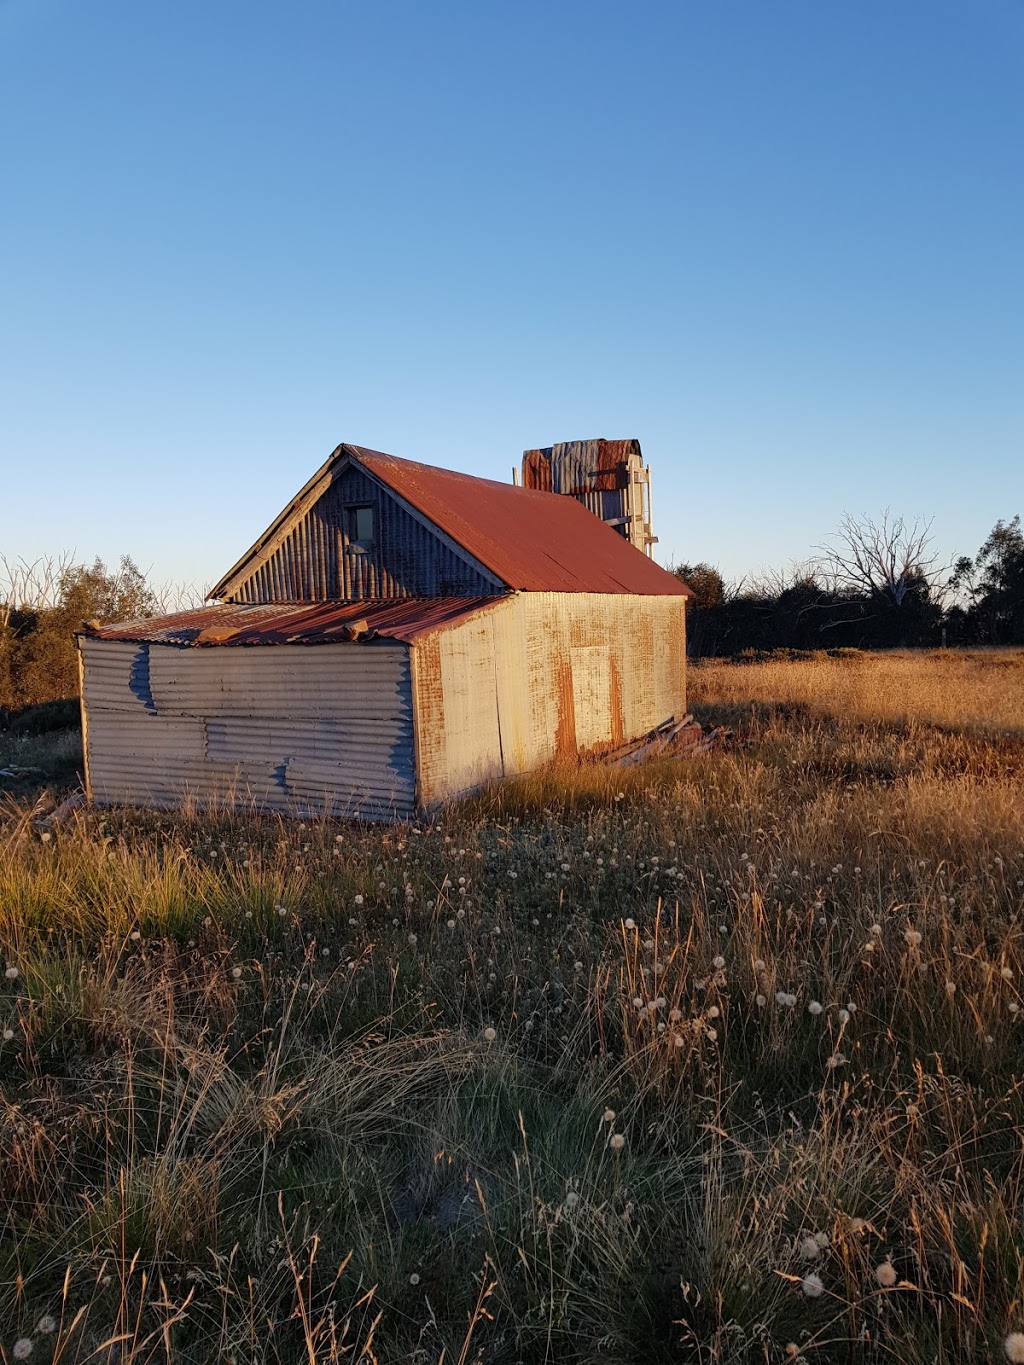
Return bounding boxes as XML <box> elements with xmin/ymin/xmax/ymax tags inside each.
<box><xmin>81</xmin><ymin>636</ymin><xmax>416</xmax><ymax>820</ymax></box>
<box><xmin>209</xmin><ymin>444</ymin><xmax>689</xmax><ymax>601</ymax></box>
<box><xmin>522</xmin><ymin>439</ymin><xmax>638</xmax><ymax>495</ymax></box>
<box><xmin>413</xmin><ymin>592</ymin><xmax>687</xmax><ymax>804</ymax></box>
<box><xmin>85</xmin><ymin>597</ymin><xmax>502</xmax><ymax>648</ymax></box>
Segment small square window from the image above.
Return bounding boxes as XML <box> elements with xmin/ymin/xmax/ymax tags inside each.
<box><xmin>346</xmin><ymin>504</ymin><xmax>375</xmax><ymax>546</ymax></box>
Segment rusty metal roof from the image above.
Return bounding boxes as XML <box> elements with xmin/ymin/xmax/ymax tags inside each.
<box><xmin>210</xmin><ymin>443</ymin><xmax>688</xmax><ymax>600</ymax></box>
<box><xmin>351</xmin><ymin>446</ymin><xmax>687</xmax><ymax>595</ymax></box>
<box><xmin>82</xmin><ymin>598</ymin><xmax>501</xmax><ymax>647</ymax></box>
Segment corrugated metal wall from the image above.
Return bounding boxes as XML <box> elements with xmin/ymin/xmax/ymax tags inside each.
<box><xmin>228</xmin><ymin>467</ymin><xmax>500</xmax><ymax>602</ymax></box>
<box><xmin>81</xmin><ymin>637</ymin><xmax>416</xmax><ymax>819</ymax></box>
<box><xmin>413</xmin><ymin>593</ymin><xmax>687</xmax><ymax>804</ymax></box>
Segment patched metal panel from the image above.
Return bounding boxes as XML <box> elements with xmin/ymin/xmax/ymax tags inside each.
<box><xmin>80</xmin><ymin>636</ymin><xmax>415</xmax><ymax>820</ymax></box>
<box><xmin>436</xmin><ymin>617</ymin><xmax>503</xmax><ymax>797</ymax></box>
<box><xmin>488</xmin><ymin>593</ymin><xmax>686</xmax><ymax>771</ymax></box>
<box><xmin>229</xmin><ymin>466</ymin><xmax>501</xmax><ymax>603</ymax></box>
<box><xmin>570</xmin><ymin>645</ymin><xmax>611</xmax><ymax>750</ymax></box>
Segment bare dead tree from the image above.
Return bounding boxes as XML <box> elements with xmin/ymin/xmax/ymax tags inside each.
<box><xmin>0</xmin><ymin>553</ymin><xmax>75</xmax><ymax>628</ymax></box>
<box><xmin>815</xmin><ymin>511</ymin><xmax>944</xmax><ymax>608</ymax></box>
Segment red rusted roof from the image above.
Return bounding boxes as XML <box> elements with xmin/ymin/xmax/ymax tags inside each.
<box><xmin>348</xmin><ymin>446</ymin><xmax>687</xmax><ymax>596</ymax></box>
<box><xmin>82</xmin><ymin>598</ymin><xmax>501</xmax><ymax>647</ymax></box>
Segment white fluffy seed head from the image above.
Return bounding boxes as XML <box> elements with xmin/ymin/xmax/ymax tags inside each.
<box><xmin>609</xmin><ymin>1132</ymin><xmax>626</xmax><ymax>1151</ymax></box>
<box><xmin>799</xmin><ymin>1235</ymin><xmax>820</xmax><ymax>1260</ymax></box>
<box><xmin>874</xmin><ymin>1261</ymin><xmax>898</xmax><ymax>1288</ymax></box>
<box><xmin>808</xmin><ymin>1001</ymin><xmax>823</xmax><ymax>1016</ymax></box>
<box><xmin>1004</xmin><ymin>1333</ymin><xmax>1024</xmax><ymax>1363</ymax></box>
<box><xmin>801</xmin><ymin>1273</ymin><xmax>824</xmax><ymax>1298</ymax></box>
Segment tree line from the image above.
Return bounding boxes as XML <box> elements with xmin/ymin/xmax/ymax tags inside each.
<box><xmin>1</xmin><ymin>511</ymin><xmax>1022</xmax><ymax>717</ymax></box>
<box><xmin>678</xmin><ymin>512</ymin><xmax>1023</xmax><ymax>656</ymax></box>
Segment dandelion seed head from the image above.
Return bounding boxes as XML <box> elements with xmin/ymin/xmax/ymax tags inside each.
<box><xmin>799</xmin><ymin>1235</ymin><xmax>821</xmax><ymax>1261</ymax></box>
<box><xmin>712</xmin><ymin>955</ymin><xmax>726</xmax><ymax>970</ymax></box>
<box><xmin>801</xmin><ymin>1272</ymin><xmax>824</xmax><ymax>1298</ymax></box>
<box><xmin>13</xmin><ymin>1341</ymin><xmax>34</xmax><ymax>1360</ymax></box>
<box><xmin>564</xmin><ymin>1191</ymin><xmax>579</xmax><ymax>1209</ymax></box>
<box><xmin>904</xmin><ymin>929</ymin><xmax>922</xmax><ymax>947</ymax></box>
<box><xmin>483</xmin><ymin>1027</ymin><xmax>496</xmax><ymax>1042</ymax></box>
<box><xmin>409</xmin><ymin>1272</ymin><xmax>420</xmax><ymax>1285</ymax></box>
<box><xmin>753</xmin><ymin>958</ymin><xmax>766</xmax><ymax>972</ymax></box>
<box><xmin>874</xmin><ymin>1261</ymin><xmax>897</xmax><ymax>1288</ymax></box>
<box><xmin>36</xmin><ymin>1316</ymin><xmax>56</xmax><ymax>1335</ymax></box>
<box><xmin>4</xmin><ymin>966</ymin><xmax>19</xmax><ymax>980</ymax></box>
<box><xmin>808</xmin><ymin>1001</ymin><xmax>823</xmax><ymax>1016</ymax></box>
<box><xmin>231</xmin><ymin>966</ymin><xmax>242</xmax><ymax>979</ymax></box>
<box><xmin>2</xmin><ymin>1028</ymin><xmax>13</xmax><ymax>1041</ymax></box>
<box><xmin>755</xmin><ymin>994</ymin><xmax>767</xmax><ymax>1007</ymax></box>
<box><xmin>707</xmin><ymin>1005</ymin><xmax>720</xmax><ymax>1019</ymax></box>
<box><xmin>1005</xmin><ymin>1333</ymin><xmax>1024</xmax><ymax>1363</ymax></box>
<box><xmin>945</xmin><ymin>980</ymin><xmax>956</xmax><ymax>995</ymax></box>
<box><xmin>609</xmin><ymin>1132</ymin><xmax>626</xmax><ymax>1151</ymax></box>
<box><xmin>603</xmin><ymin>1107</ymin><xmax>616</xmax><ymax>1122</ymax></box>
<box><xmin>624</xmin><ymin>918</ymin><xmax>636</xmax><ymax>931</ymax></box>
<box><xmin>1002</xmin><ymin>966</ymin><xmax>1015</xmax><ymax>981</ymax></box>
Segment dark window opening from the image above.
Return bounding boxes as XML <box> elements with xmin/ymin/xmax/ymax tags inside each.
<box><xmin>346</xmin><ymin>503</ymin><xmax>375</xmax><ymax>548</ymax></box>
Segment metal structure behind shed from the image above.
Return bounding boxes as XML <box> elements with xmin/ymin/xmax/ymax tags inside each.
<box><xmin>521</xmin><ymin>439</ymin><xmax>658</xmax><ymax>557</ymax></box>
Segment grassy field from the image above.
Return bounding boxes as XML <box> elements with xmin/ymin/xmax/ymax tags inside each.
<box><xmin>2</xmin><ymin>649</ymin><xmax>1024</xmax><ymax>1364</ymax></box>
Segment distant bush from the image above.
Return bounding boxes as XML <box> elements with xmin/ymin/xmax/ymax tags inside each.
<box><xmin>1</xmin><ymin>554</ymin><xmax>158</xmax><ymax>710</ymax></box>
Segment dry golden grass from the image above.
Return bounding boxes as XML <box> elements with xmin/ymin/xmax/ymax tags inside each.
<box><xmin>689</xmin><ymin>647</ymin><xmax>1024</xmax><ymax>737</ymax></box>
<box><xmin>1</xmin><ymin>650</ymin><xmax>1023</xmax><ymax>1362</ymax></box>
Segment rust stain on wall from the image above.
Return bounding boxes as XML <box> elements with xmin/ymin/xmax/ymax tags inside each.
<box><xmin>609</xmin><ymin>655</ymin><xmax>624</xmax><ymax>747</ymax></box>
<box><xmin>411</xmin><ymin>635</ymin><xmax>445</xmax><ymax>803</ymax></box>
<box><xmin>554</xmin><ymin>656</ymin><xmax>577</xmax><ymax>760</ymax></box>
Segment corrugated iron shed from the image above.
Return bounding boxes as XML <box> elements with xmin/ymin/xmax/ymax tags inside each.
<box><xmin>209</xmin><ymin>445</ymin><xmax>689</xmax><ymax>601</ymax></box>
<box><xmin>83</xmin><ymin>598</ymin><xmax>501</xmax><ymax>647</ymax></box>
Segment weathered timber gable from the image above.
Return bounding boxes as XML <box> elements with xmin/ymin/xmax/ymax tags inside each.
<box><xmin>226</xmin><ymin>465</ymin><xmax>502</xmax><ymax>603</ymax></box>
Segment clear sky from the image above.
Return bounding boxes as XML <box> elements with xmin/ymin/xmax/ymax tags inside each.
<box><xmin>1</xmin><ymin>0</ymin><xmax>1021</xmax><ymax>594</ymax></box>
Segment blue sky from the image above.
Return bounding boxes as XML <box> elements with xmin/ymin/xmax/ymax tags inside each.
<box><xmin>1</xmin><ymin>0</ymin><xmax>1021</xmax><ymax>593</ymax></box>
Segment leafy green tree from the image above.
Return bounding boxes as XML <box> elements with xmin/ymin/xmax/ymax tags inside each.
<box><xmin>1</xmin><ymin>555</ymin><xmax>158</xmax><ymax>710</ymax></box>
<box><xmin>950</xmin><ymin>516</ymin><xmax>1024</xmax><ymax>644</ymax></box>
